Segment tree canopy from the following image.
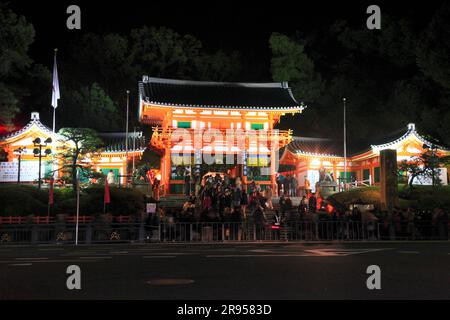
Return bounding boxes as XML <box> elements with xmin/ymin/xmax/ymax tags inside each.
<box><xmin>1</xmin><ymin>2</ymin><xmax>450</xmax><ymax>151</ymax></box>
<box><xmin>271</xmin><ymin>6</ymin><xmax>450</xmax><ymax>149</ymax></box>
<box><xmin>0</xmin><ymin>4</ymin><xmax>49</xmax><ymax>131</ymax></box>
<box><xmin>57</xmin><ymin>128</ymin><xmax>104</xmax><ymax>191</ymax></box>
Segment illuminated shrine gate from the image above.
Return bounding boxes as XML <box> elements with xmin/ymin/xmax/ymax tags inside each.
<box><xmin>138</xmin><ymin>76</ymin><xmax>304</xmax><ymax>195</ymax></box>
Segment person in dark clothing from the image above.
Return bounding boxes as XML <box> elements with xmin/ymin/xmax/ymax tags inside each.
<box><xmin>248</xmin><ymin>192</ymin><xmax>259</xmax><ymax>213</ymax></box>
<box><xmin>241</xmin><ymin>189</ymin><xmax>248</xmax><ymax>220</ymax></box>
<box><xmin>298</xmin><ymin>195</ymin><xmax>308</xmax><ymax>217</ymax></box>
<box><xmin>276</xmin><ymin>174</ymin><xmax>282</xmax><ymax>196</ymax></box>
<box><xmin>279</xmin><ymin>194</ymin><xmax>286</xmax><ymax>212</ymax></box>
<box><xmin>253</xmin><ymin>205</ymin><xmax>266</xmax><ymax>240</ymax></box>
<box><xmin>284</xmin><ymin>197</ymin><xmax>293</xmax><ymax>214</ymax></box>
<box><xmin>352</xmin><ymin>207</ymin><xmax>362</xmax><ymax>222</ymax></box>
<box><xmin>184</xmin><ymin>173</ymin><xmax>191</xmax><ymax>196</ymax></box>
<box><xmin>230</xmin><ymin>207</ymin><xmax>243</xmax><ymax>240</ymax></box>
<box><xmin>233</xmin><ymin>188</ymin><xmax>242</xmax><ymax>208</ymax></box>
<box><xmin>309</xmin><ymin>193</ymin><xmax>317</xmax><ymax>213</ymax></box>
<box><xmin>258</xmin><ymin>192</ymin><xmax>267</xmax><ymax>208</ymax></box>
<box><xmin>283</xmin><ymin>177</ymin><xmax>289</xmax><ymax>197</ymax></box>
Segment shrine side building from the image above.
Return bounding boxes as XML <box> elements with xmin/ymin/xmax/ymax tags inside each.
<box><xmin>280</xmin><ymin>123</ymin><xmax>450</xmax><ymax>191</ymax></box>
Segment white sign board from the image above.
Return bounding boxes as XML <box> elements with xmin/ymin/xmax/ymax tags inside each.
<box><xmin>0</xmin><ymin>161</ymin><xmax>51</xmax><ymax>182</ymax></box>
<box><xmin>146</xmin><ymin>203</ymin><xmax>157</xmax><ymax>214</ymax></box>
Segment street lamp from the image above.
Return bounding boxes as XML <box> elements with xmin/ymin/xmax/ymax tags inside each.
<box><xmin>14</xmin><ymin>147</ymin><xmax>26</xmax><ymax>184</ymax></box>
<box><xmin>33</xmin><ymin>137</ymin><xmax>52</xmax><ymax>189</ymax></box>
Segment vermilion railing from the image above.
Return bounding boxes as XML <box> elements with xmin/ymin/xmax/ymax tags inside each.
<box><xmin>0</xmin><ymin>217</ymin><xmax>28</xmax><ymax>224</ymax></box>
<box><xmin>0</xmin><ymin>215</ymin><xmax>134</xmax><ymax>224</ymax></box>
<box><xmin>151</xmin><ymin>127</ymin><xmax>293</xmax><ymax>149</ymax></box>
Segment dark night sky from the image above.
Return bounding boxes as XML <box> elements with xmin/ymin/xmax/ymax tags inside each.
<box><xmin>7</xmin><ymin>0</ymin><xmax>443</xmax><ymax>81</ymax></box>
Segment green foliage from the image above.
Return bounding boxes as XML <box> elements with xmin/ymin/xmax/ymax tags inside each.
<box><xmin>63</xmin><ymin>83</ymin><xmax>121</xmax><ymax>131</ymax></box>
<box><xmin>270</xmin><ymin>33</ymin><xmax>323</xmax><ymax>103</ymax></box>
<box><xmin>328</xmin><ymin>187</ymin><xmax>382</xmax><ymax>208</ymax></box>
<box><xmin>0</xmin><ymin>4</ymin><xmax>43</xmax><ymax>129</ymax></box>
<box><xmin>0</xmin><ymin>83</ymin><xmax>19</xmax><ymax>129</ymax></box>
<box><xmin>195</xmin><ymin>50</ymin><xmax>242</xmax><ymax>81</ymax></box>
<box><xmin>329</xmin><ymin>185</ymin><xmax>450</xmax><ymax>210</ymax></box>
<box><xmin>58</xmin><ymin>26</ymin><xmax>242</xmax><ymax>132</ymax></box>
<box><xmin>53</xmin><ymin>185</ymin><xmax>145</xmax><ymax>216</ymax></box>
<box><xmin>272</xmin><ymin>12</ymin><xmax>450</xmax><ymax>149</ymax></box>
<box><xmin>398</xmin><ymin>149</ymin><xmax>450</xmax><ymax>189</ymax></box>
<box><xmin>83</xmin><ymin>185</ymin><xmax>145</xmax><ymax>216</ymax></box>
<box><xmin>0</xmin><ymin>184</ymin><xmax>146</xmax><ymax>217</ymax></box>
<box><xmin>399</xmin><ymin>185</ymin><xmax>450</xmax><ymax>209</ymax></box>
<box><xmin>417</xmin><ymin>3</ymin><xmax>450</xmax><ymax>90</ymax></box>
<box><xmin>0</xmin><ymin>4</ymin><xmax>34</xmax><ymax>77</ymax></box>
<box><xmin>0</xmin><ymin>185</ymin><xmax>48</xmax><ymax>216</ymax></box>
<box><xmin>56</xmin><ymin>128</ymin><xmax>104</xmax><ymax>191</ymax></box>
<box><xmin>0</xmin><ymin>13</ymin><xmax>243</xmax><ymax>131</ymax></box>
<box><xmin>130</xmin><ymin>26</ymin><xmax>202</xmax><ymax>79</ymax></box>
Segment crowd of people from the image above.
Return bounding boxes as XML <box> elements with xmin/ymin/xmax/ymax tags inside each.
<box><xmin>146</xmin><ymin>173</ymin><xmax>283</xmax><ymax>237</ymax></box>
<box><xmin>276</xmin><ymin>173</ymin><xmax>302</xmax><ymax>197</ymax></box>
<box><xmin>142</xmin><ymin>170</ymin><xmax>449</xmax><ymax>241</ymax></box>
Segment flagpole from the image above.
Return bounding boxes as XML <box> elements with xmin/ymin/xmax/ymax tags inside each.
<box><xmin>51</xmin><ymin>49</ymin><xmax>60</xmax><ymax>183</ymax></box>
<box><xmin>343</xmin><ymin>97</ymin><xmax>347</xmax><ymax>191</ymax></box>
<box><xmin>53</xmin><ymin>48</ymin><xmax>58</xmax><ymax>133</ymax></box>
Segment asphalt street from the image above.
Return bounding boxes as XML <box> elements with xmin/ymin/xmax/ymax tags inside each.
<box><xmin>0</xmin><ymin>242</ymin><xmax>449</xmax><ymax>300</ymax></box>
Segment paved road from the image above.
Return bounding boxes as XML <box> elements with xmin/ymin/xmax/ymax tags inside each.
<box><xmin>0</xmin><ymin>242</ymin><xmax>449</xmax><ymax>299</ymax></box>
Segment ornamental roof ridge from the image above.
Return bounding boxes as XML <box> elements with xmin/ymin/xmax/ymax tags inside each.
<box><xmin>139</xmin><ymin>76</ymin><xmax>303</xmax><ymax>110</ymax></box>
<box><xmin>145</xmin><ymin>100</ymin><xmax>301</xmax><ymax>110</ymax></box>
<box><xmin>142</xmin><ymin>76</ymin><xmax>287</xmax><ymax>89</ymax></box>
<box><xmin>371</xmin><ymin>123</ymin><xmax>450</xmax><ymax>152</ymax></box>
<box><xmin>0</xmin><ymin>112</ymin><xmax>61</xmax><ymax>142</ymax></box>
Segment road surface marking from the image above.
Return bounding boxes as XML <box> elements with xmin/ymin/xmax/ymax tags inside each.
<box><xmin>147</xmin><ymin>279</ymin><xmax>194</xmax><ymax>285</ymax></box>
<box><xmin>110</xmin><ymin>251</ymin><xmax>129</xmax><ymax>254</ymax></box>
<box><xmin>206</xmin><ymin>254</ymin><xmax>316</xmax><ymax>258</ymax></box>
<box><xmin>155</xmin><ymin>253</ymin><xmax>190</xmax><ymax>255</ymax></box>
<box><xmin>303</xmin><ymin>248</ymin><xmax>391</xmax><ymax>256</ymax></box>
<box><xmin>143</xmin><ymin>256</ymin><xmax>176</xmax><ymax>259</ymax></box>
<box><xmin>15</xmin><ymin>257</ymin><xmax>48</xmax><ymax>260</ymax></box>
<box><xmin>31</xmin><ymin>259</ymin><xmax>100</xmax><ymax>263</ymax></box>
<box><xmin>8</xmin><ymin>263</ymin><xmax>32</xmax><ymax>266</ymax></box>
<box><xmin>64</xmin><ymin>252</ymin><xmax>126</xmax><ymax>257</ymax></box>
<box><xmin>207</xmin><ymin>248</ymin><xmax>392</xmax><ymax>258</ymax></box>
<box><xmin>0</xmin><ymin>259</ymin><xmax>97</xmax><ymax>264</ymax></box>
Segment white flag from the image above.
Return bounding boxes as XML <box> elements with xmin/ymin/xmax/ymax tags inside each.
<box><xmin>51</xmin><ymin>54</ymin><xmax>60</xmax><ymax>108</ymax></box>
